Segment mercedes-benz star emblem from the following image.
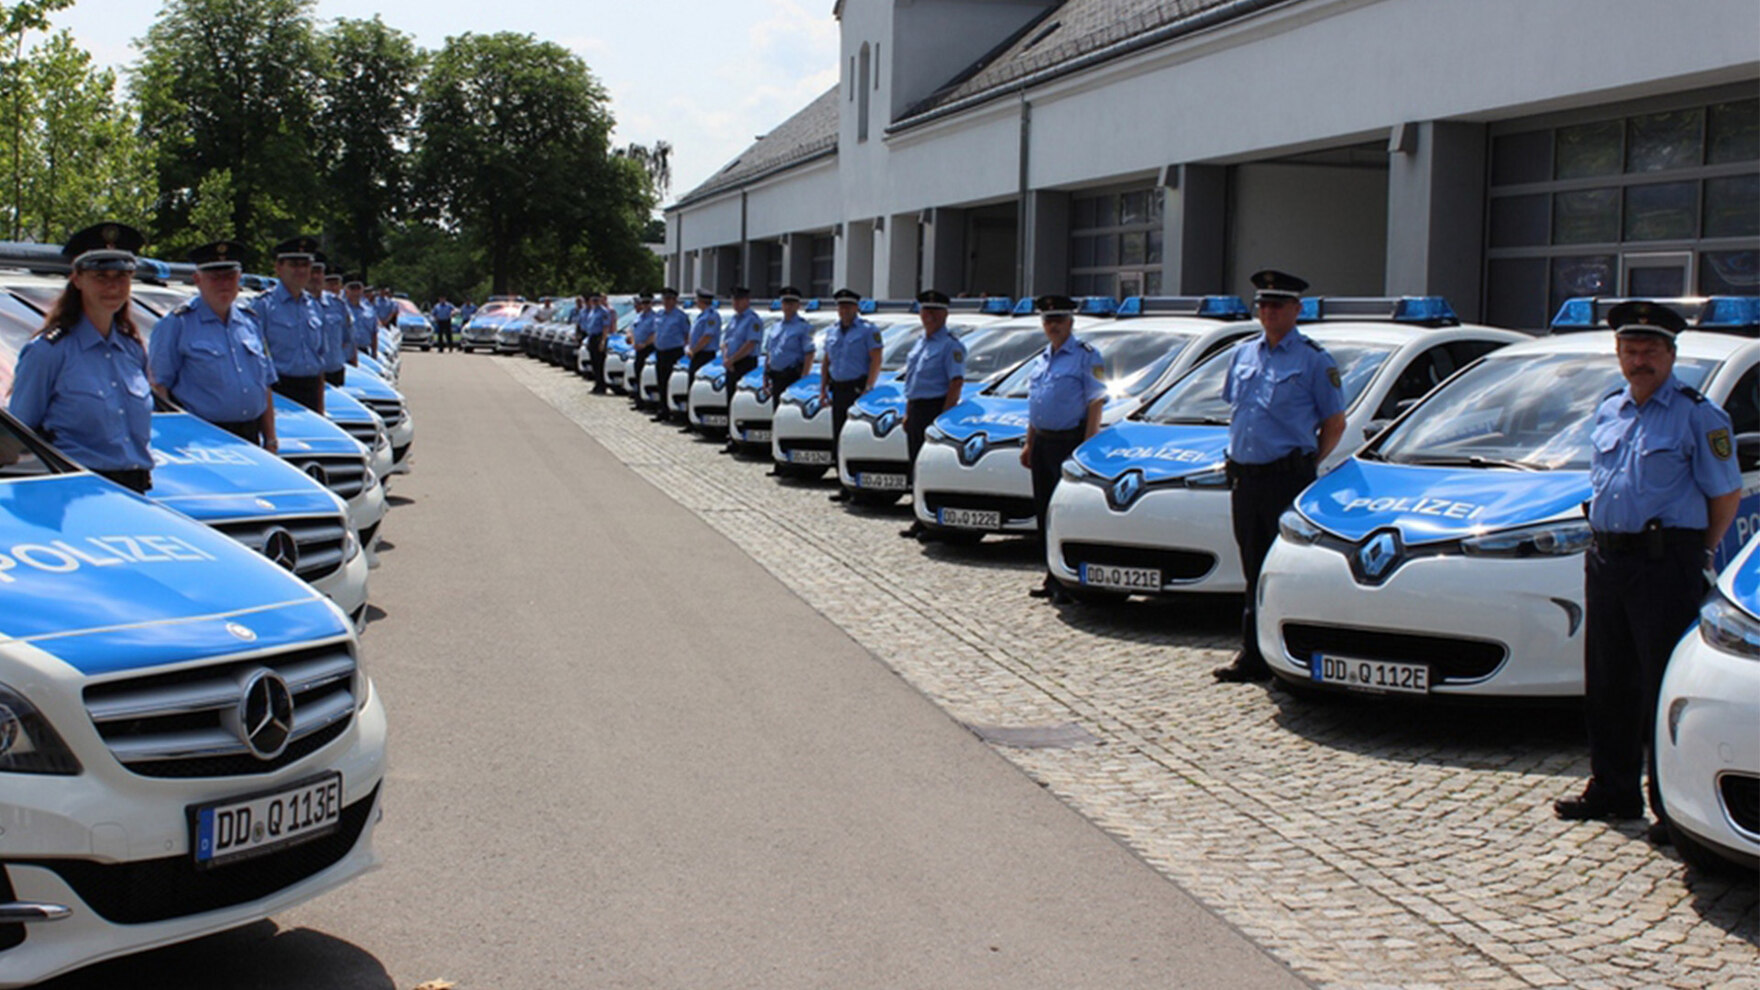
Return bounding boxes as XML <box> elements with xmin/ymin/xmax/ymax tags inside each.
<box><xmin>303</xmin><ymin>462</ymin><xmax>330</xmax><ymax>488</ymax></box>
<box><xmin>225</xmin><ymin>622</ymin><xmax>257</xmax><ymax>642</ymax></box>
<box><xmin>231</xmin><ymin>669</ymin><xmax>294</xmax><ymax>760</ymax></box>
<box><xmin>261</xmin><ymin>526</ymin><xmax>299</xmax><ymax>572</ymax></box>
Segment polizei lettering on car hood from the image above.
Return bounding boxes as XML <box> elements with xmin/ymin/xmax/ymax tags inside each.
<box><xmin>1297</xmin><ymin>459</ymin><xmax>1593</xmax><ymax>543</ymax></box>
<box><xmin>936</xmin><ymin>396</ymin><xmax>1032</xmax><ymax>442</ymax></box>
<box><xmin>1073</xmin><ymin>422</ymin><xmax>1230</xmax><ymax>483</ymax></box>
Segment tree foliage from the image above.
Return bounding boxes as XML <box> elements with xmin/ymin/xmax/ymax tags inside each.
<box><xmin>316</xmin><ymin>16</ymin><xmax>421</xmax><ymax>281</ymax></box>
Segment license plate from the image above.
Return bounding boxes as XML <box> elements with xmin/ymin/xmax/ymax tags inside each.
<box><xmin>938</xmin><ymin>507</ymin><xmax>1001</xmax><ymax>529</ymax></box>
<box><xmin>1311</xmin><ymin>654</ymin><xmax>1429</xmax><ymax>694</ymax></box>
<box><xmin>191</xmin><ymin>771</ymin><xmax>343</xmax><ymax>868</ymax></box>
<box><xmin>1079</xmin><ymin>563</ymin><xmax>1160</xmax><ymax>590</ymax></box>
<box><xmin>700</xmin><ymin>413</ymin><xmax>729</xmax><ymax>427</ymax></box>
<box><xmin>857</xmin><ymin>472</ymin><xmax>908</xmax><ymax>490</ymax></box>
<box><xmin>790</xmin><ymin>449</ymin><xmax>833</xmax><ymax>465</ymax></box>
<box><xmin>744</xmin><ymin>428</ymin><xmax>771</xmax><ymax>442</ymax></box>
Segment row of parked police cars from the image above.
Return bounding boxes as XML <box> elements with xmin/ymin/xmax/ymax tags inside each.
<box><xmin>499</xmin><ymin>288</ymin><xmax>1760</xmax><ymax>877</ymax></box>
<box><xmin>0</xmin><ymin>244</ymin><xmax>423</xmax><ymax>986</ymax></box>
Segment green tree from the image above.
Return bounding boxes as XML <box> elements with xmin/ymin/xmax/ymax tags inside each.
<box><xmin>132</xmin><ymin>0</ymin><xmax>325</xmax><ymax>259</ymax></box>
<box><xmin>414</xmin><ymin>32</ymin><xmax>655</xmax><ymax>294</ymax></box>
<box><xmin>187</xmin><ymin>167</ymin><xmax>236</xmax><ymax>241</ymax></box>
<box><xmin>1</xmin><ymin>0</ymin><xmax>75</xmax><ymax>238</ymax></box>
<box><xmin>316</xmin><ymin>16</ymin><xmax>421</xmax><ymax>281</ymax></box>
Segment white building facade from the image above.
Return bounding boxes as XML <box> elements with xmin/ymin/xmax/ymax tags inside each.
<box><xmin>665</xmin><ymin>0</ymin><xmax>1760</xmax><ymax>326</ymax></box>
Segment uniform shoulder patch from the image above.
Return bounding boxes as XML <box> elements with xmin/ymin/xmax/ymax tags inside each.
<box><xmin>952</xmin><ymin>344</ymin><xmax>966</xmax><ymax>361</ymax></box>
<box><xmin>1710</xmin><ymin>427</ymin><xmax>1732</xmax><ymax>460</ymax></box>
<box><xmin>1680</xmin><ymin>385</ymin><xmax>1707</xmax><ymax>404</ymax></box>
<box><xmin>1093</xmin><ymin>364</ymin><xmax>1105</xmax><ymax>379</ymax></box>
<box><xmin>1326</xmin><ymin>366</ymin><xmax>1342</xmax><ymax>389</ymax></box>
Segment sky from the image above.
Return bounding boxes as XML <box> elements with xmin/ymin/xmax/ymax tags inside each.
<box><xmin>45</xmin><ymin>0</ymin><xmax>842</xmax><ymax>205</ymax></box>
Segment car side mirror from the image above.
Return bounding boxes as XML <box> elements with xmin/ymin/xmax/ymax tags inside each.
<box><xmin>1737</xmin><ymin>432</ymin><xmax>1760</xmax><ymax>473</ymax></box>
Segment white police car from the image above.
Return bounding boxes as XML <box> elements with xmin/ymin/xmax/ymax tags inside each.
<box><xmin>573</xmin><ymin>297</ymin><xmax>635</xmax><ymax>379</ymax></box>
<box><xmin>0</xmin><ymin>407</ymin><xmax>387</xmax><ymax>987</ymax></box>
<box><xmin>1256</xmin><ymin>297</ymin><xmax>1760</xmax><ymax>699</ymax></box>
<box><xmin>394</xmin><ymin>297</ymin><xmax>432</xmax><ymax>350</ymax></box>
<box><xmin>1657</xmin><ymin>526</ymin><xmax>1760</xmax><ymax>873</ymax></box>
<box><xmin>460</xmin><ymin>299</ymin><xmax>525</xmax><ymax>354</ymax></box>
<box><xmin>338</xmin><ymin>366</ymin><xmax>413</xmax><ymax>477</ymax></box>
<box><xmin>915</xmin><ymin>298</ymin><xmax>1261</xmax><ymax>539</ymax></box>
<box><xmin>727</xmin><ymin>317</ymin><xmax>837</xmax><ymax>454</ymax></box>
<box><xmin>603</xmin><ymin>329</ymin><xmax>635</xmax><ymax>393</ymax></box>
<box><xmin>680</xmin><ymin>316</ymin><xmax>780</xmax><ymax>438</ymax></box>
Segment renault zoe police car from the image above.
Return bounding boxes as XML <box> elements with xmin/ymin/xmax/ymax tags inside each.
<box><xmin>602</xmin><ymin>325</ymin><xmax>635</xmax><ymax>392</ymax></box>
<box><xmin>915</xmin><ymin>298</ymin><xmax>1263</xmax><ymax>538</ymax></box>
<box><xmin>1255</xmin><ymin>296</ymin><xmax>1760</xmax><ymax>699</ymax></box>
<box><xmin>1657</xmin><ymin>528</ymin><xmax>1760</xmax><ymax>873</ymax></box>
<box><xmin>0</xmin><ymin>408</ymin><xmax>387</xmax><ymax>987</ymax></box>
<box><xmin>683</xmin><ymin>301</ymin><xmax>818</xmax><ymax>433</ymax></box>
<box><xmin>727</xmin><ymin>314</ymin><xmax>838</xmax><ymax>454</ymax></box>
<box><xmin>836</xmin><ymin>307</ymin><xmax>1067</xmax><ymax>502</ymax></box>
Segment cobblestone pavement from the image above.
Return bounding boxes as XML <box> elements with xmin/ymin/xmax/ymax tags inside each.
<box><xmin>505</xmin><ymin>358</ymin><xmax>1758</xmax><ymax>990</ymax></box>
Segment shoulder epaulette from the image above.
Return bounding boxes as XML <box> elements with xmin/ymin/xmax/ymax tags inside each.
<box><xmin>172</xmin><ymin>301</ymin><xmax>193</xmax><ymax>315</ymax></box>
<box><xmin>1679</xmin><ymin>385</ymin><xmax>1707</xmax><ymax>403</ymax></box>
<box><xmin>1304</xmin><ymin>337</ymin><xmax>1325</xmax><ymax>351</ymax></box>
<box><xmin>42</xmin><ymin>326</ymin><xmax>64</xmax><ymax>342</ymax></box>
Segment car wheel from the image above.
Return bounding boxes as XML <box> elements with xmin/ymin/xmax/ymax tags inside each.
<box><xmin>421</xmin><ymin>345</ymin><xmax>430</xmax><ymax>351</ymax></box>
<box><xmin>849</xmin><ymin>489</ymin><xmax>903</xmax><ymax>507</ymax></box>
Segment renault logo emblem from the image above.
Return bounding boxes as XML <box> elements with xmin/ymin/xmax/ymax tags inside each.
<box><xmin>961</xmin><ymin>433</ymin><xmax>988</xmax><ymax>465</ymax></box>
<box><xmin>227</xmin><ymin>669</ymin><xmax>294</xmax><ymax>760</ymax></box>
<box><xmin>303</xmin><ymin>462</ymin><xmax>330</xmax><ymax>488</ymax></box>
<box><xmin>1110</xmin><ymin>470</ymin><xmax>1144</xmax><ymax>510</ymax></box>
<box><xmin>261</xmin><ymin>526</ymin><xmax>299</xmax><ymax>571</ymax></box>
<box><xmin>875</xmin><ymin>409</ymin><xmax>899</xmax><ymax>436</ymax></box>
<box><xmin>1356</xmin><ymin>529</ymin><xmax>1402</xmax><ymax>584</ymax></box>
<box><xmin>803</xmin><ymin>395</ymin><xmax>822</xmax><ymax>418</ymax></box>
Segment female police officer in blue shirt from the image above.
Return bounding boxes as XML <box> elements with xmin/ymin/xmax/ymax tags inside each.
<box><xmin>1022</xmin><ymin>294</ymin><xmax>1106</xmax><ymax>601</ymax></box>
<box><xmin>148</xmin><ymin>240</ymin><xmax>278</xmax><ymax>449</ymax></box>
<box><xmin>8</xmin><ymin>223</ymin><xmax>155</xmax><ymax>493</ymax></box>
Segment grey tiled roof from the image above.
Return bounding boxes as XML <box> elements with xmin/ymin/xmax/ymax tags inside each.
<box><xmin>899</xmin><ymin>0</ymin><xmax>1279</xmax><ymax>125</ymax></box>
<box><xmin>671</xmin><ymin>86</ymin><xmax>842</xmax><ymax>208</ymax></box>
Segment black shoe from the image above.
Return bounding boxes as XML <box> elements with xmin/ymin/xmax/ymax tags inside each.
<box><xmin>828</xmin><ymin>490</ymin><xmax>851</xmax><ymax>503</ymax></box>
<box><xmin>721</xmin><ymin>444</ymin><xmax>740</xmax><ymax>454</ymax></box>
<box><xmin>898</xmin><ymin>522</ymin><xmax>923</xmax><ymax>539</ymax></box>
<box><xmin>592</xmin><ymin>388</ymin><xmax>607</xmax><ymax>394</ymax></box>
<box><xmin>1213</xmin><ymin>658</ymin><xmax>1272</xmax><ymax>683</ymax></box>
<box><xmin>677</xmin><ymin>426</ymin><xmax>695</xmax><ymax>433</ymax></box>
<box><xmin>1553</xmin><ymin>785</ymin><xmax>1645</xmax><ymax>822</ymax></box>
<box><xmin>1028</xmin><ymin>585</ymin><xmax>1053</xmax><ymax>599</ymax></box>
<box><xmin>1645</xmin><ymin>821</ymin><xmax>1673</xmax><ymax>846</ymax></box>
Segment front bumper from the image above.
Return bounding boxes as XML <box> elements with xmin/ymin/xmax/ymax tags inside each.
<box><xmin>1046</xmin><ymin>482</ymin><xmax>1239</xmax><ymax>593</ymax></box>
<box><xmin>308</xmin><ymin>539</ymin><xmax>370</xmax><ymax>621</ymax></box>
<box><xmin>729</xmin><ymin>392</ymin><xmax>772</xmax><ymax>447</ymax></box>
<box><xmin>346</xmin><ymin>477</ymin><xmax>389</xmax><ymax>569</ymax></box>
<box><xmin>912</xmin><ymin>440</ymin><xmax>1035</xmax><ymax>533</ymax></box>
<box><xmin>772</xmin><ymin>402</ymin><xmax>834</xmax><ymax>466</ymax></box>
<box><xmin>837</xmin><ymin>418</ymin><xmax>911</xmax><ymax>490</ymax></box>
<box><xmin>1656</xmin><ymin>631</ymin><xmax>1760</xmax><ymax>869</ymax></box>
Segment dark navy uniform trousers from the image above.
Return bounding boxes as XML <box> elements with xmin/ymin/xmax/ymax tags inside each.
<box><xmin>828</xmin><ymin>377</ymin><xmax>867</xmax><ymax>466</ymax></box>
<box><xmin>1229</xmin><ymin>454</ymin><xmax>1316</xmax><ymax>670</ymax></box>
<box><xmin>904</xmin><ymin>398</ymin><xmax>944</xmax><ymax>477</ymax></box>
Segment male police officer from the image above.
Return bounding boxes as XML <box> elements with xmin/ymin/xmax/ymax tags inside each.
<box><xmin>821</xmin><ymin>288</ymin><xmax>884</xmax><ymax>502</ymax></box>
<box><xmin>374</xmin><ymin>285</ymin><xmax>397</xmax><ymax>330</ymax></box>
<box><xmin>650</xmin><ymin>287</ymin><xmax>691</xmax><ymax>422</ymax></box>
<box><xmin>765</xmin><ymin>287</ymin><xmax>814</xmax><ymax>409</ymax></box>
<box><xmin>148</xmin><ymin>240</ymin><xmax>278</xmax><ymax>449</ymax></box>
<box><xmin>628</xmin><ymin>292</ymin><xmax>658</xmax><ymax>410</ymax></box>
<box><xmin>345</xmin><ymin>275</ymin><xmax>377</xmax><ymax>360</ymax></box>
<box><xmin>319</xmin><ymin>268</ymin><xmax>356</xmax><ymax>377</ymax></box>
<box><xmin>1021</xmin><ymin>294</ymin><xmax>1106</xmax><ymax>600</ymax></box>
<box><xmin>682</xmin><ymin>289</ymin><xmax>721</xmax><ymax>426</ymax></box>
<box><xmin>719</xmin><ymin>286</ymin><xmax>763</xmax><ymax>453</ymax></box>
<box><xmin>432</xmin><ymin>295</ymin><xmax>456</xmax><ymax>353</ymax></box>
<box><xmin>897</xmin><ymin>289</ymin><xmax>965</xmax><ymax>539</ymax></box>
<box><xmin>1555</xmin><ymin>301</ymin><xmax>1741</xmax><ymax>838</ymax></box>
<box><xmin>1216</xmin><ymin>270</ymin><xmax>1345</xmax><ymax>682</ymax></box>
<box><xmin>580</xmin><ymin>290</ymin><xmax>611</xmax><ymax>393</ymax></box>
<box><xmin>256</xmin><ymin>236</ymin><xmax>327</xmax><ymax>414</ymax></box>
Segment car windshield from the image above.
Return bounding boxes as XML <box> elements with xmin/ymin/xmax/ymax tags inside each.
<box><xmin>1142</xmin><ymin>339</ymin><xmax>1398</xmax><ymax>426</ymax></box>
<box><xmin>1375</xmin><ymin>352</ymin><xmax>1719</xmax><ymax>471</ymax></box>
<box><xmin>962</xmin><ymin>327</ymin><xmax>1056</xmax><ymax>382</ymax></box>
<box><xmin>132</xmin><ymin>286</ymin><xmax>194</xmax><ymax>314</ymax></box>
<box><xmin>396</xmin><ymin>299</ymin><xmax>422</xmax><ymax>316</ymax></box>
<box><xmin>0</xmin><ymin>412</ymin><xmax>56</xmax><ymax>477</ymax></box>
<box><xmin>990</xmin><ymin>328</ymin><xmax>1190</xmax><ymax>400</ymax></box>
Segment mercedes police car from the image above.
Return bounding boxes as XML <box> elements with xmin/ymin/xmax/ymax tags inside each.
<box><xmin>602</xmin><ymin>325</ymin><xmax>635</xmax><ymax>392</ymax></box>
<box><xmin>321</xmin><ymin>388</ymin><xmax>395</xmax><ymax>485</ymax></box>
<box><xmin>1254</xmin><ymin>297</ymin><xmax>1760</xmax><ymax>699</ymax></box>
<box><xmin>460</xmin><ymin>298</ymin><xmax>531</xmax><ymax>354</ymax></box>
<box><xmin>0</xmin><ymin>407</ymin><xmax>387</xmax><ymax>987</ymax></box>
<box><xmin>1657</xmin><ymin>527</ymin><xmax>1760</xmax><ymax>874</ymax></box>
<box><xmin>337</xmin><ymin>366</ymin><xmax>413</xmax><ymax>478</ymax></box>
<box><xmin>1047</xmin><ymin>297</ymin><xmax>1524</xmax><ymax>601</ymax></box>
<box><xmin>394</xmin><ymin>297</ymin><xmax>432</xmax><ymax>351</ymax></box>
<box><xmin>913</xmin><ymin>298</ymin><xmax>1264</xmax><ymax>539</ymax></box>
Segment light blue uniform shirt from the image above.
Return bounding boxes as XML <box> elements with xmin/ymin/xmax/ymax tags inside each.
<box><xmin>653</xmin><ymin>307</ymin><xmax>691</xmax><ymax>350</ymax></box>
<box><xmin>765</xmin><ymin>315</ymin><xmax>815</xmax><ymax>372</ymax></box>
<box><xmin>579</xmin><ymin>306</ymin><xmax>608</xmax><ymax>339</ymax></box>
<box><xmin>721</xmin><ymin>309</ymin><xmax>764</xmax><ymax>360</ymax></box>
<box><xmin>1222</xmin><ymin>329</ymin><xmax>1344</xmax><ymax>465</ymax></box>
<box><xmin>1027</xmin><ymin>336</ymin><xmax>1107</xmax><ymax>431</ymax></box>
<box><xmin>148</xmin><ymin>296</ymin><xmax>277</xmax><ymax>423</ymax></box>
<box><xmin>460</xmin><ymin>303</ymin><xmax>477</xmax><ymax>322</ymax></box>
<box><xmin>9</xmin><ymin>317</ymin><xmax>154</xmax><ymax>472</ymax></box>
<box><xmin>903</xmin><ymin>328</ymin><xmax>966</xmax><ymax>400</ymax></box>
<box><xmin>629</xmin><ymin>310</ymin><xmax>658</xmax><ymax>347</ymax></box>
<box><xmin>824</xmin><ymin>317</ymin><xmax>883</xmax><ymax>383</ymax></box>
<box><xmin>318</xmin><ymin>292</ymin><xmax>352</xmax><ymax>372</ymax></box>
<box><xmin>373</xmin><ymin>296</ymin><xmax>396</xmax><ymax>325</ymax></box>
<box><xmin>432</xmin><ymin>301</ymin><xmax>454</xmax><ymax>322</ymax></box>
<box><xmin>351</xmin><ymin>299</ymin><xmax>377</xmax><ymax>351</ymax></box>
<box><xmin>254</xmin><ymin>283</ymin><xmax>327</xmax><ymax>378</ymax></box>
<box><xmin>689</xmin><ymin>308</ymin><xmax>721</xmax><ymax>353</ymax></box>
<box><xmin>1588</xmin><ymin>376</ymin><xmax>1741</xmax><ymax>533</ymax></box>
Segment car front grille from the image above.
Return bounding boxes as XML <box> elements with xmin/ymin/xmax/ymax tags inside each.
<box><xmin>337</xmin><ymin>419</ymin><xmax>378</xmax><ymax>447</ymax></box>
<box><xmin>1721</xmin><ymin>773</ymin><xmax>1760</xmax><ymax>839</ymax></box>
<box><xmin>212</xmin><ymin>514</ymin><xmax>350</xmax><ymax>583</ymax></box>
<box><xmin>82</xmin><ymin>643</ymin><xmax>359</xmax><ymax>778</ymax></box>
<box><xmin>1058</xmin><ymin>541</ymin><xmax>1216</xmax><ymax>582</ymax></box>
<box><xmin>845</xmin><ymin>458</ymin><xmax>908</xmax><ymax>476</ymax></box>
<box><xmin>280</xmin><ymin>451</ymin><xmax>368</xmax><ymax>500</ymax></box>
<box><xmin>1279</xmin><ymin>623</ymin><xmax>1507</xmax><ymax>684</ymax></box>
<box><xmin>778</xmin><ymin>438</ymin><xmax>831</xmax><ymax>454</ymax></box>
<box><xmin>921</xmin><ymin>492</ymin><xmax>1036</xmax><ymax>523</ymax></box>
<box><xmin>359</xmin><ymin>397</ymin><xmax>404</xmax><ymax>429</ymax></box>
<box><xmin>15</xmin><ymin>785</ymin><xmax>376</xmax><ymax>924</ymax></box>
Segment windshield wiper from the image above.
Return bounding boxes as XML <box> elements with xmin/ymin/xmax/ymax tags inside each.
<box><xmin>1394</xmin><ymin>454</ymin><xmax>1539</xmax><ymax>471</ymax></box>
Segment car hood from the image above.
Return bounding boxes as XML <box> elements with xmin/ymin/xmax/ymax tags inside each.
<box><xmin>1070</xmin><ymin>421</ymin><xmax>1229</xmax><ymax>483</ymax></box>
<box><xmin>0</xmin><ymin>474</ymin><xmax>340</xmax><ymax>675</ymax></box>
<box><xmin>935</xmin><ymin>396</ymin><xmax>1033</xmax><ymax>443</ymax></box>
<box><xmin>341</xmin><ymin>365</ymin><xmax>402</xmax><ymax>401</ymax></box>
<box><xmin>324</xmin><ymin>387</ymin><xmax>377</xmax><ymax>424</ymax></box>
<box><xmin>1295</xmin><ymin>459</ymin><xmax>1592</xmax><ymax>545</ymax></box>
<box><xmin>148</xmin><ymin>414</ymin><xmax>344</xmax><ymax>521</ymax></box>
<box><xmin>271</xmin><ymin>397</ymin><xmax>366</xmax><ymax>454</ymax></box>
<box><xmin>781</xmin><ymin>377</ymin><xmax>827</xmax><ymax>417</ymax></box>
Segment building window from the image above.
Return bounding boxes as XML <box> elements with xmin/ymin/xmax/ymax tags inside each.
<box><xmin>1068</xmin><ymin>187</ymin><xmax>1163</xmax><ymax>298</ymax></box>
<box><xmin>857</xmin><ymin>43</ymin><xmax>871</xmax><ymax>142</ymax></box>
<box><xmin>810</xmin><ymin>235</ymin><xmax>835</xmax><ymax>297</ymax></box>
<box><xmin>764</xmin><ymin>243</ymin><xmax>783</xmax><ymax>298</ymax></box>
<box><xmin>1484</xmin><ymin>95</ymin><xmax>1759</xmax><ymax>328</ymax></box>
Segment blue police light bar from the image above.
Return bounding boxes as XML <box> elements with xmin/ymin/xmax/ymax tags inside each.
<box><xmin>1011</xmin><ymin>298</ymin><xmax>1035</xmax><ymax>316</ymax></box>
<box><xmin>1116</xmin><ymin>295</ymin><xmax>1251</xmax><ymax>320</ymax></box>
<box><xmin>863</xmin><ymin>299</ymin><xmax>917</xmax><ymax>314</ymax></box>
<box><xmin>943</xmin><ymin>297</ymin><xmax>1012</xmax><ymax>315</ymax></box>
<box><xmin>1077</xmin><ymin>297</ymin><xmax>1118</xmax><ymax>316</ymax></box>
<box><xmin>1549</xmin><ymin>296</ymin><xmax>1736</xmax><ymax>333</ymax></box>
<box><xmin>1297</xmin><ymin>296</ymin><xmax>1459</xmax><ymax>326</ymax></box>
<box><xmin>1698</xmin><ymin>296</ymin><xmax>1760</xmax><ymax>333</ymax></box>
<box><xmin>0</xmin><ymin>241</ymin><xmax>70</xmax><ymax>274</ymax></box>
<box><xmin>133</xmin><ymin>257</ymin><xmax>172</xmax><ymax>283</ymax></box>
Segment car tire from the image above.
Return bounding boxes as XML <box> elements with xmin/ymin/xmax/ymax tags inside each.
<box><xmin>849</xmin><ymin>489</ymin><xmax>903</xmax><ymax>507</ymax></box>
<box><xmin>421</xmin><ymin>345</ymin><xmax>430</xmax><ymax>352</ymax></box>
<box><xmin>1666</xmin><ymin>819</ymin><xmax>1748</xmax><ymax>877</ymax></box>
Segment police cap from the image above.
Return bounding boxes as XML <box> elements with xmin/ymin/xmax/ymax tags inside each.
<box><xmin>1608</xmin><ymin>300</ymin><xmax>1687</xmax><ymax>341</ymax></box>
<box><xmin>310</xmin><ymin>252</ymin><xmax>327</xmax><ymax>271</ymax></box>
<box><xmin>63</xmin><ymin>222</ymin><xmax>144</xmax><ymax>271</ymax></box>
<box><xmin>694</xmin><ymin>287</ymin><xmax>714</xmax><ymax>300</ymax></box>
<box><xmin>731</xmin><ymin>285</ymin><xmax>752</xmax><ymax>298</ymax></box>
<box><xmin>344</xmin><ymin>274</ymin><xmax>364</xmax><ymax>288</ymax></box>
<box><xmin>660</xmin><ymin>287</ymin><xmax>679</xmax><ymax>299</ymax></box>
<box><xmin>778</xmin><ymin>286</ymin><xmax>804</xmax><ymax>303</ymax></box>
<box><xmin>188</xmin><ymin>239</ymin><xmax>246</xmax><ymax>271</ymax></box>
<box><xmin>634</xmin><ymin>291</ymin><xmax>654</xmax><ymax>303</ymax></box>
<box><xmin>833</xmin><ymin>288</ymin><xmax>861</xmax><ymax>304</ymax></box>
<box><xmin>274</xmin><ymin>236</ymin><xmax>320</xmax><ymax>261</ymax></box>
<box><xmin>916</xmin><ymin>289</ymin><xmax>951</xmax><ymax>309</ymax></box>
<box><xmin>323</xmin><ymin>269</ymin><xmax>343</xmax><ymax>283</ymax></box>
<box><xmin>1250</xmin><ymin>269</ymin><xmax>1308</xmax><ymax>302</ymax></box>
<box><xmin>1035</xmin><ymin>294</ymin><xmax>1077</xmax><ymax>317</ymax></box>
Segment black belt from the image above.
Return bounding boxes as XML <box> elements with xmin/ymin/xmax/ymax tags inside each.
<box><xmin>1593</xmin><ymin>527</ymin><xmax>1704</xmax><ymax>555</ymax></box>
<box><xmin>770</xmin><ymin>365</ymin><xmax>803</xmax><ymax>376</ymax></box>
<box><xmin>97</xmin><ymin>468</ymin><xmax>152</xmax><ymax>493</ymax></box>
<box><xmin>1226</xmin><ymin>450</ymin><xmax>1315</xmax><ymax>479</ymax></box>
<box><xmin>1034</xmin><ymin>427</ymin><xmax>1084</xmax><ymax>440</ymax></box>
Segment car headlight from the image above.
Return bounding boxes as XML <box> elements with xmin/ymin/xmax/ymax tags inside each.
<box><xmin>1181</xmin><ymin>466</ymin><xmax>1229</xmax><ymax>489</ymax></box>
<box><xmin>1460</xmin><ymin>520</ymin><xmax>1592</xmax><ymax>558</ymax></box>
<box><xmin>0</xmin><ymin>683</ymin><xmax>81</xmax><ymax>774</ymax></box>
<box><xmin>343</xmin><ymin>526</ymin><xmax>359</xmax><ymax>560</ymax></box>
<box><xmin>1278</xmin><ymin>508</ymin><xmax>1324</xmax><ymax>545</ymax></box>
<box><xmin>1062</xmin><ymin>460</ymin><xmax>1093</xmax><ymax>483</ymax></box>
<box><xmin>925</xmin><ymin>424</ymin><xmax>946</xmax><ymax>441</ymax></box>
<box><xmin>1698</xmin><ymin>591</ymin><xmax>1760</xmax><ymax>660</ymax></box>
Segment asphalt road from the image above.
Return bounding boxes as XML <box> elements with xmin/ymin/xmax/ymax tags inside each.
<box><xmin>41</xmin><ymin>351</ymin><xmax>1305</xmax><ymax>990</ymax></box>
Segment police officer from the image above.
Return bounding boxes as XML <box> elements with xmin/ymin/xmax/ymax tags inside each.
<box><xmin>897</xmin><ymin>289</ymin><xmax>965</xmax><ymax>539</ymax></box>
<box><xmin>432</xmin><ymin>294</ymin><xmax>456</xmax><ymax>353</ymax></box>
<box><xmin>459</xmin><ymin>298</ymin><xmax>478</xmax><ymax>328</ymax></box>
<box><xmin>681</xmin><ymin>289</ymin><xmax>721</xmax><ymax>427</ymax></box>
<box><xmin>9</xmin><ymin>223</ymin><xmax>155</xmax><ymax>493</ymax></box>
<box><xmin>345</xmin><ymin>275</ymin><xmax>377</xmax><ymax>360</ymax></box>
<box><xmin>628</xmin><ymin>292</ymin><xmax>658</xmax><ymax>410</ymax></box>
<box><xmin>1215</xmin><ymin>270</ymin><xmax>1345</xmax><ymax>682</ymax></box>
<box><xmin>1555</xmin><ymin>302</ymin><xmax>1741</xmax><ymax>839</ymax></box>
<box><xmin>1021</xmin><ymin>294</ymin><xmax>1107</xmax><ymax>600</ymax></box>
<box><xmin>148</xmin><ymin>240</ymin><xmax>278</xmax><ymax>450</ymax></box>
<box><xmin>317</xmin><ymin>266</ymin><xmax>355</xmax><ymax>379</ymax></box>
<box><xmin>764</xmin><ymin>287</ymin><xmax>815</xmax><ymax>410</ymax></box>
<box><xmin>719</xmin><ymin>286</ymin><xmax>763</xmax><ymax>453</ymax></box>
<box><xmin>254</xmin><ymin>236</ymin><xmax>328</xmax><ymax>414</ymax></box>
<box><xmin>821</xmin><ymin>288</ymin><xmax>884</xmax><ymax>502</ymax></box>
<box><xmin>650</xmin><ymin>287</ymin><xmax>691</xmax><ymax>422</ymax></box>
<box><xmin>374</xmin><ymin>286</ymin><xmax>397</xmax><ymax>329</ymax></box>
<box><xmin>580</xmin><ymin>290</ymin><xmax>611</xmax><ymax>393</ymax></box>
